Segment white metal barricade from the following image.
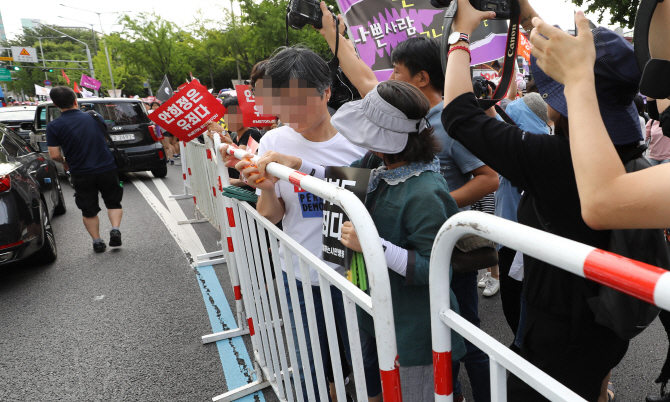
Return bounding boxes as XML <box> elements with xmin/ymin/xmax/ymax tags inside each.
<box><xmin>183</xmin><ymin>138</ymin><xmax>222</xmax><ymax>227</ymax></box>
<box><xmin>170</xmin><ymin>141</ymin><xmax>194</xmax><ymax>200</ymax></box>
<box><xmin>429</xmin><ymin>211</ymin><xmax>670</xmax><ymax>402</ymax></box>
<box><xmin>205</xmin><ymin>138</ymin><xmax>402</xmax><ymax>402</ymax></box>
<box><xmin>177</xmin><ymin>140</ymin><xmax>211</xmax><ymax>225</ymax></box>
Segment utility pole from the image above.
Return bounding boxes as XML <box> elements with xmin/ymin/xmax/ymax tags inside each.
<box><xmin>97</xmin><ymin>13</ymin><xmax>115</xmax><ymax>94</ymax></box>
<box><xmin>35</xmin><ymin>23</ymin><xmax>98</xmax><ymax>97</ymax></box>
<box><xmin>38</xmin><ymin>38</ymin><xmax>47</xmax><ymax>80</ymax></box>
<box><xmin>59</xmin><ymin>6</ymin><xmax>132</xmax><ymax>96</ymax></box>
<box><xmin>230</xmin><ymin>0</ymin><xmax>242</xmax><ymax>82</ymax></box>
<box><xmin>147</xmin><ymin>77</ymin><xmax>153</xmax><ymax>97</ymax></box>
<box><xmin>58</xmin><ymin>17</ymin><xmax>98</xmax><ymax>54</ymax></box>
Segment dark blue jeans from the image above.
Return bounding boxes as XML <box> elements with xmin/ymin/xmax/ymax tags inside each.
<box><xmin>283</xmin><ymin>271</ymin><xmax>381</xmax><ymax>400</ymax></box>
<box><xmin>451</xmin><ymin>271</ymin><xmax>491</xmax><ymax>402</ymax></box>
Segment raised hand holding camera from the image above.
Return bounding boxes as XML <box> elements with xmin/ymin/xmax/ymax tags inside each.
<box><xmin>451</xmin><ymin>0</ymin><xmax>497</xmax><ymax>35</ymax></box>
<box><xmin>432</xmin><ymin>0</ymin><xmax>512</xmax><ymax>20</ymax></box>
<box><xmin>287</xmin><ymin>0</ymin><xmax>337</xmax><ymax>30</ymax></box>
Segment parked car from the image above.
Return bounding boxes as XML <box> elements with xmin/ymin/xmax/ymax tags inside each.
<box><xmin>23</xmin><ymin>98</ymin><xmax>168</xmax><ymax>178</ymax></box>
<box><xmin>0</xmin><ymin>124</ymin><xmax>65</xmax><ymax>265</ymax></box>
<box><xmin>0</xmin><ymin>105</ymin><xmax>37</xmax><ymax>143</ymax></box>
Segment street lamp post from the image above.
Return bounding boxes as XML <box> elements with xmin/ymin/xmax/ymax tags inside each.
<box><xmin>33</xmin><ymin>22</ymin><xmax>98</xmax><ymax>97</ymax></box>
<box><xmin>25</xmin><ymin>35</ymin><xmax>64</xmax><ymax>81</ymax></box>
<box><xmin>58</xmin><ymin>17</ymin><xmax>98</xmax><ymax>54</ymax></box>
<box><xmin>60</xmin><ymin>5</ymin><xmax>132</xmax><ymax>97</ymax></box>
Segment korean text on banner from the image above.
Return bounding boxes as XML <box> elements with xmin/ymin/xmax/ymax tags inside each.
<box><xmin>235</xmin><ymin>84</ymin><xmax>277</xmax><ymax>128</ymax></box>
<box><xmin>80</xmin><ymin>74</ymin><xmax>101</xmax><ymax>91</ymax></box>
<box><xmin>335</xmin><ymin>0</ymin><xmax>443</xmax><ymax>81</ymax></box>
<box><xmin>335</xmin><ymin>0</ymin><xmax>512</xmax><ymax>80</ymax></box>
<box><xmin>148</xmin><ymin>80</ymin><xmax>226</xmax><ymax>143</ymax></box>
<box><xmin>322</xmin><ymin>167</ymin><xmax>372</xmax><ymax>267</ymax></box>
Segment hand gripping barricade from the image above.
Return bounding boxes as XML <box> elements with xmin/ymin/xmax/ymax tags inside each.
<box><xmin>429</xmin><ymin>211</ymin><xmax>670</xmax><ymax>402</ymax></box>
<box><xmin>205</xmin><ymin>135</ymin><xmax>403</xmax><ymax>402</ymax></box>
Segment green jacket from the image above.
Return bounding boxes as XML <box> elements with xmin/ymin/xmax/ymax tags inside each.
<box><xmin>353</xmin><ymin>158</ymin><xmax>467</xmax><ymax>367</ymax></box>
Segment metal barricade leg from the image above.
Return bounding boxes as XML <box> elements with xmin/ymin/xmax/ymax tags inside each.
<box><xmin>490</xmin><ymin>356</ymin><xmax>507</xmax><ymax>402</ymax></box>
<box><xmin>270</xmin><ymin>238</ymin><xmax>306</xmax><ymax>402</ymax></box>
<box><xmin>170</xmin><ymin>141</ymin><xmax>193</xmax><ymax>200</ymax></box>
<box><xmin>319</xmin><ymin>275</ymin><xmax>347</xmax><ymax>402</ymax></box>
<box><xmin>195</xmin><ymin>138</ymin><xmax>226</xmax><ymax>266</ymax></box>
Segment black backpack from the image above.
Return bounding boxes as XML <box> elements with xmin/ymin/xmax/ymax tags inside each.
<box><xmin>584</xmin><ymin>152</ymin><xmax>670</xmax><ymax>340</ymax></box>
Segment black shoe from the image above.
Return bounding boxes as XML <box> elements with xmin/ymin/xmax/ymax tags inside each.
<box><xmin>170</xmin><ymin>159</ymin><xmax>174</xmax><ymax>165</ymax></box>
<box><xmin>93</xmin><ymin>241</ymin><xmax>107</xmax><ymax>253</ymax></box>
<box><xmin>109</xmin><ymin>229</ymin><xmax>122</xmax><ymax>247</ymax></box>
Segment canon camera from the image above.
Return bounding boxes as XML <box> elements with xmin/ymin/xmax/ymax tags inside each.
<box><xmin>287</xmin><ymin>0</ymin><xmax>335</xmax><ymax>30</ymax></box>
<box><xmin>430</xmin><ymin>0</ymin><xmax>516</xmax><ymax>20</ymax></box>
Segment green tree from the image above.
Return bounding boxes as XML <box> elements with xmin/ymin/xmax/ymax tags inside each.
<box><xmin>569</xmin><ymin>0</ymin><xmax>640</xmax><ymax>28</ymax></box>
<box><xmin>0</xmin><ymin>26</ymin><xmax>98</xmax><ymax>96</ymax></box>
<box><xmin>117</xmin><ymin>13</ymin><xmax>192</xmax><ymax>86</ymax></box>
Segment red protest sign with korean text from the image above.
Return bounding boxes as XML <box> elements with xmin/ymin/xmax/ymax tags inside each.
<box><xmin>518</xmin><ymin>33</ymin><xmax>532</xmax><ymax>63</ymax></box>
<box><xmin>148</xmin><ymin>81</ymin><xmax>226</xmax><ymax>143</ymax></box>
<box><xmin>235</xmin><ymin>84</ymin><xmax>277</xmax><ymax>128</ymax></box>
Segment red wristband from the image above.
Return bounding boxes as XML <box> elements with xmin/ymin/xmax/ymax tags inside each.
<box><xmin>448</xmin><ymin>45</ymin><xmax>471</xmax><ymax>62</ymax></box>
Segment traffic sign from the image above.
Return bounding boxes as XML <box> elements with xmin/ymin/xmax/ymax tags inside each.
<box><xmin>44</xmin><ymin>80</ymin><xmax>52</xmax><ymax>86</ymax></box>
<box><xmin>11</xmin><ymin>47</ymin><xmax>38</xmax><ymax>63</ymax></box>
<box><xmin>0</xmin><ymin>57</ymin><xmax>13</xmax><ymax>61</ymax></box>
<box><xmin>0</xmin><ymin>69</ymin><xmax>11</xmax><ymax>82</ymax></box>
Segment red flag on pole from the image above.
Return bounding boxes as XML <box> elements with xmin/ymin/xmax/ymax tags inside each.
<box><xmin>61</xmin><ymin>69</ymin><xmax>70</xmax><ymax>84</ymax></box>
<box><xmin>73</xmin><ymin>81</ymin><xmax>81</xmax><ymax>93</ymax></box>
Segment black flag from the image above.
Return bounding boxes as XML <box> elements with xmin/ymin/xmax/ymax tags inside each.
<box><xmin>156</xmin><ymin>75</ymin><xmax>174</xmax><ymax>102</ymax></box>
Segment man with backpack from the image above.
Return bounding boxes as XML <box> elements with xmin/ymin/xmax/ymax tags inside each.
<box><xmin>46</xmin><ymin>86</ymin><xmax>123</xmax><ymax>253</ymax></box>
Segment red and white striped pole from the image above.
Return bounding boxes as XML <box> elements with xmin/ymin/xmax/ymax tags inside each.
<box><xmin>429</xmin><ymin>211</ymin><xmax>670</xmax><ymax>402</ymax></box>
<box><xmin>170</xmin><ymin>140</ymin><xmax>193</xmax><ymax>200</ymax></box>
<box><xmin>213</xmin><ymin>135</ymin><xmax>246</xmax><ymax>331</ymax></box>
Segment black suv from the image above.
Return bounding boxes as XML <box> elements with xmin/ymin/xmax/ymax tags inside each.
<box><xmin>26</xmin><ymin>98</ymin><xmax>168</xmax><ymax>178</ymax></box>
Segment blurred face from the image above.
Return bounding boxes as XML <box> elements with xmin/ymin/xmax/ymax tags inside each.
<box><xmin>151</xmin><ymin>103</ymin><xmax>160</xmax><ymax>111</ymax></box>
<box><xmin>255</xmin><ymin>78</ymin><xmax>329</xmax><ymax>134</ymax></box>
<box><xmin>224</xmin><ymin>105</ymin><xmax>245</xmax><ymax>132</ymax></box>
<box><xmin>390</xmin><ymin>62</ymin><xmax>422</xmax><ymax>89</ymax></box>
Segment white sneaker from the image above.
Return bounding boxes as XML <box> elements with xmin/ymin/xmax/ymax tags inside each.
<box><xmin>478</xmin><ymin>271</ymin><xmax>491</xmax><ymax>288</ymax></box>
<box><xmin>483</xmin><ymin>277</ymin><xmax>500</xmax><ymax>297</ymax></box>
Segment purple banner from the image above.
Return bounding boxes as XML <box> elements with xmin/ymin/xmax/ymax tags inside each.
<box><xmin>336</xmin><ymin>0</ymin><xmax>509</xmax><ymax>80</ymax></box>
<box><xmin>470</xmin><ymin>33</ymin><xmax>508</xmax><ymax>66</ymax></box>
<box><xmin>80</xmin><ymin>74</ymin><xmax>101</xmax><ymax>91</ymax></box>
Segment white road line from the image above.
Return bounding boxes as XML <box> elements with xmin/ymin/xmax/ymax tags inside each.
<box><xmin>126</xmin><ymin>172</ymin><xmax>206</xmax><ymax>261</ymax></box>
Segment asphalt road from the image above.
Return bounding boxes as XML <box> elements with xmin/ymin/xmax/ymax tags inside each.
<box><xmin>0</xmin><ymin>161</ymin><xmax>667</xmax><ymax>401</ymax></box>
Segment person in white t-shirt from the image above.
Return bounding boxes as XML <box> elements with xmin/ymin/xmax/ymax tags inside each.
<box><xmin>221</xmin><ymin>46</ymin><xmax>374</xmax><ymax>401</ymax></box>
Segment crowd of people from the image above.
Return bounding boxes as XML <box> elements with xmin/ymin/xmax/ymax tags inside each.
<box><xmin>35</xmin><ymin>0</ymin><xmax>663</xmax><ymax>399</ymax></box>
<box><xmin>203</xmin><ymin>0</ymin><xmax>670</xmax><ymax>401</ymax></box>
